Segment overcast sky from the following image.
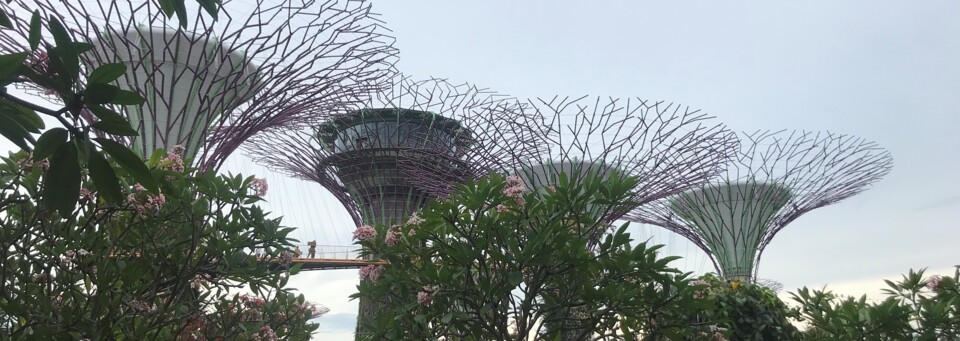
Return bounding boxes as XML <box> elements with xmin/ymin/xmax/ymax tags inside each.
<box><xmin>7</xmin><ymin>1</ymin><xmax>958</xmax><ymax>339</ymax></box>
<box><xmin>225</xmin><ymin>2</ymin><xmax>960</xmax><ymax>338</ymax></box>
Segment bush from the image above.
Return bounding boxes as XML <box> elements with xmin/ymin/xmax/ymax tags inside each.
<box><xmin>0</xmin><ymin>149</ymin><xmax>321</xmax><ymax>340</ymax></box>
<box><xmin>351</xmin><ymin>172</ymin><xmax>730</xmax><ymax>340</ymax></box>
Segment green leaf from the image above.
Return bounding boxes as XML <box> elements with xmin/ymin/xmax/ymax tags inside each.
<box><xmin>88</xmin><ymin>106</ymin><xmax>138</xmax><ymax>136</ymax></box>
<box><xmin>87</xmin><ymin>63</ymin><xmax>126</xmax><ymax>84</ymax></box>
<box><xmin>0</xmin><ymin>52</ymin><xmax>27</xmax><ymax>81</ymax></box>
<box><xmin>508</xmin><ymin>271</ymin><xmax>523</xmax><ymax>287</ymax></box>
<box><xmin>95</xmin><ymin>138</ymin><xmax>158</xmax><ymax>193</ymax></box>
<box><xmin>0</xmin><ymin>110</ymin><xmax>34</xmax><ymax>151</ymax></box>
<box><xmin>92</xmin><ymin>120</ymin><xmax>138</xmax><ymax>137</ymax></box>
<box><xmin>33</xmin><ymin>128</ymin><xmax>68</xmax><ymax>160</ymax></box>
<box><xmin>174</xmin><ymin>0</ymin><xmax>188</xmax><ymax>28</ymax></box>
<box><xmin>157</xmin><ymin>0</ymin><xmax>176</xmax><ymax>18</ymax></box>
<box><xmin>43</xmin><ymin>141</ymin><xmax>81</xmax><ymax>217</ymax></box>
<box><xmin>46</xmin><ymin>17</ymin><xmax>80</xmax><ymax>79</ymax></box>
<box><xmin>0</xmin><ymin>97</ymin><xmax>44</xmax><ymax>133</ymax></box>
<box><xmin>87</xmin><ymin>149</ymin><xmax>122</xmax><ymax>203</ymax></box>
<box><xmin>197</xmin><ymin>0</ymin><xmax>220</xmax><ymax>19</ymax></box>
<box><xmin>0</xmin><ymin>10</ymin><xmax>12</xmax><ymax>29</ymax></box>
<box><xmin>111</xmin><ymin>89</ymin><xmax>144</xmax><ymax>105</ymax></box>
<box><xmin>83</xmin><ymin>83</ymin><xmax>119</xmax><ymax>104</ymax></box>
<box><xmin>28</xmin><ymin>11</ymin><xmax>41</xmax><ymax>50</ymax></box>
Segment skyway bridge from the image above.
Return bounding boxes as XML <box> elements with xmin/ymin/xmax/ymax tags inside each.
<box><xmin>270</xmin><ymin>244</ymin><xmax>383</xmax><ymax>271</ymax></box>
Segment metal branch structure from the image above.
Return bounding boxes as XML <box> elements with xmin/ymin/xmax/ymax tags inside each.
<box><xmin>627</xmin><ymin>130</ymin><xmax>894</xmax><ymax>281</ymax></box>
<box><xmin>403</xmin><ymin>96</ymin><xmax>739</xmax><ymax>341</ymax></box>
<box><xmin>422</xmin><ymin>96</ymin><xmax>741</xmax><ymax>229</ymax></box>
<box><xmin>246</xmin><ymin>75</ymin><xmax>542</xmax><ymax>227</ymax></box>
<box><xmin>1</xmin><ymin>0</ymin><xmax>397</xmax><ymax>170</ymax></box>
<box><xmin>246</xmin><ymin>75</ymin><xmax>541</xmax><ymax>337</ymax></box>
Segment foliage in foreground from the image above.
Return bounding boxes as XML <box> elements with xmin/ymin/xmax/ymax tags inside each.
<box><xmin>352</xmin><ymin>172</ymin><xmax>733</xmax><ymax>340</ymax></box>
<box><xmin>0</xmin><ymin>149</ymin><xmax>322</xmax><ymax>340</ymax></box>
<box><xmin>677</xmin><ymin>274</ymin><xmax>799</xmax><ymax>340</ymax></box>
<box><xmin>792</xmin><ymin>267</ymin><xmax>960</xmax><ymax>340</ymax></box>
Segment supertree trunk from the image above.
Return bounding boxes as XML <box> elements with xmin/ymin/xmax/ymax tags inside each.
<box><xmin>408</xmin><ymin>96</ymin><xmax>739</xmax><ymax>340</ymax></box>
<box><xmin>246</xmin><ymin>75</ymin><xmax>541</xmax><ymax>338</ymax></box>
<box><xmin>627</xmin><ymin>130</ymin><xmax>893</xmax><ymax>282</ymax></box>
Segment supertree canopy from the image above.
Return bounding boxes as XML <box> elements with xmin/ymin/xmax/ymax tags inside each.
<box><xmin>409</xmin><ymin>96</ymin><xmax>741</xmax><ymax>230</ymax></box>
<box><xmin>0</xmin><ymin>0</ymin><xmax>397</xmax><ymax>170</ymax></box>
<box><xmin>627</xmin><ymin>130</ymin><xmax>894</xmax><ymax>281</ymax></box>
<box><xmin>247</xmin><ymin>75</ymin><xmax>541</xmax><ymax>337</ymax></box>
<box><xmin>312</xmin><ymin>107</ymin><xmax>471</xmax><ymax>226</ymax></box>
<box><xmin>246</xmin><ymin>75</ymin><xmax>541</xmax><ymax>227</ymax></box>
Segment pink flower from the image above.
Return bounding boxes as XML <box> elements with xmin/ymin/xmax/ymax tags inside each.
<box><xmin>133</xmin><ymin>183</ymin><xmax>145</xmax><ymax>191</ymax></box>
<box><xmin>191</xmin><ymin>274</ymin><xmax>209</xmax><ymax>290</ymax></box>
<box><xmin>257</xmin><ymin>325</ymin><xmax>278</xmax><ymax>341</ymax></box>
<box><xmin>502</xmin><ymin>176</ymin><xmax>527</xmax><ymax>197</ymax></box>
<box><xmin>78</xmin><ymin>188</ymin><xmax>96</xmax><ymax>202</ymax></box>
<box><xmin>250</xmin><ymin>177</ymin><xmax>268</xmax><ymax>197</ymax></box>
<box><xmin>418</xmin><ymin>285</ymin><xmax>435</xmax><ymax>306</ymax></box>
<box><xmin>279</xmin><ymin>251</ymin><xmax>293</xmax><ymax>266</ymax></box>
<box><xmin>359</xmin><ymin>265</ymin><xmax>384</xmax><ymax>282</ymax></box>
<box><xmin>352</xmin><ymin>225</ymin><xmax>377</xmax><ymax>241</ymax></box>
<box><xmin>385</xmin><ymin>230</ymin><xmax>401</xmax><ymax>246</ymax></box>
<box><xmin>406</xmin><ymin>212</ymin><xmax>424</xmax><ymax>226</ymax></box>
<box><xmin>927</xmin><ymin>275</ymin><xmax>943</xmax><ymax>291</ymax></box>
<box><xmin>128</xmin><ymin>299</ymin><xmax>158</xmax><ymax>313</ymax></box>
<box><xmin>171</xmin><ymin>145</ymin><xmax>185</xmax><ymax>156</ymax></box>
<box><xmin>17</xmin><ymin>158</ymin><xmax>32</xmax><ymax>171</ymax></box>
<box><xmin>417</xmin><ymin>291</ymin><xmax>432</xmax><ymax>306</ymax></box>
<box><xmin>160</xmin><ymin>152</ymin><xmax>185</xmax><ymax>173</ymax></box>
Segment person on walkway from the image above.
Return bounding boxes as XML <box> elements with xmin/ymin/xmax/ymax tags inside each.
<box><xmin>293</xmin><ymin>246</ymin><xmax>302</xmax><ymax>258</ymax></box>
<box><xmin>307</xmin><ymin>241</ymin><xmax>316</xmax><ymax>258</ymax></box>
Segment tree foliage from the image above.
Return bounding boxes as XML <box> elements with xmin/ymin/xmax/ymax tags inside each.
<box><xmin>0</xmin><ymin>149</ymin><xmax>321</xmax><ymax>339</ymax></box>
<box><xmin>0</xmin><ymin>1</ymin><xmax>324</xmax><ymax>339</ymax></box>
<box><xmin>792</xmin><ymin>268</ymin><xmax>960</xmax><ymax>340</ymax></box>
<box><xmin>679</xmin><ymin>274</ymin><xmax>800</xmax><ymax>340</ymax></box>
<box><xmin>351</xmin><ymin>172</ymin><xmax>732</xmax><ymax>340</ymax></box>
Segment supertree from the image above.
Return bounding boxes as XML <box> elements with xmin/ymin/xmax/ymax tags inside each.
<box><xmin>626</xmin><ymin>130</ymin><xmax>894</xmax><ymax>281</ymax></box>
<box><xmin>409</xmin><ymin>96</ymin><xmax>740</xmax><ymax>239</ymax></box>
<box><xmin>402</xmin><ymin>96</ymin><xmax>739</xmax><ymax>341</ymax></box>
<box><xmin>246</xmin><ymin>74</ymin><xmax>542</xmax><ymax>336</ymax></box>
<box><xmin>0</xmin><ymin>0</ymin><xmax>397</xmax><ymax>170</ymax></box>
<box><xmin>247</xmin><ymin>75</ymin><xmax>542</xmax><ymax>227</ymax></box>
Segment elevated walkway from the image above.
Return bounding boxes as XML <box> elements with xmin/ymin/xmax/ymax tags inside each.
<box><xmin>268</xmin><ymin>244</ymin><xmax>383</xmax><ymax>271</ymax></box>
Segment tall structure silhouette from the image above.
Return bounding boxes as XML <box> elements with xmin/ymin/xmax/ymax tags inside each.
<box><xmin>249</xmin><ymin>76</ymin><xmax>539</xmax><ymax>227</ymax></box>
<box><xmin>410</xmin><ymin>96</ymin><xmax>740</xmax><ymax>244</ymax></box>
<box><xmin>1</xmin><ymin>0</ymin><xmax>397</xmax><ymax>170</ymax></box>
<box><xmin>247</xmin><ymin>76</ymin><xmax>540</xmax><ymax>337</ymax></box>
<box><xmin>628</xmin><ymin>130</ymin><xmax>893</xmax><ymax>281</ymax></box>
<box><xmin>404</xmin><ymin>96</ymin><xmax>739</xmax><ymax>341</ymax></box>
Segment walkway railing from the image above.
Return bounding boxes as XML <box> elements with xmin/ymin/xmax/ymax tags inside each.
<box><xmin>284</xmin><ymin>244</ymin><xmax>381</xmax><ymax>271</ymax></box>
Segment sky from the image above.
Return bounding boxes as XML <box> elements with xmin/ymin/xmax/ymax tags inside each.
<box><xmin>6</xmin><ymin>1</ymin><xmax>959</xmax><ymax>339</ymax></box>
<box><xmin>228</xmin><ymin>2</ymin><xmax>958</xmax><ymax>338</ymax></box>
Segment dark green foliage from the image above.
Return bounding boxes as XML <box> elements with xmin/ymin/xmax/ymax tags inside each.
<box><xmin>793</xmin><ymin>267</ymin><xmax>960</xmax><ymax>340</ymax></box>
<box><xmin>352</xmin><ymin>171</ymin><xmax>728</xmax><ymax>340</ymax></box>
<box><xmin>0</xmin><ymin>0</ymin><xmax>220</xmax><ymax>221</ymax></box>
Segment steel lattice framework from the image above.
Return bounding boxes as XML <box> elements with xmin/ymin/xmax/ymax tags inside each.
<box><xmin>410</xmin><ymin>96</ymin><xmax>741</xmax><ymax>226</ymax></box>
<box><xmin>0</xmin><ymin>0</ymin><xmax>397</xmax><ymax>170</ymax></box>
<box><xmin>246</xmin><ymin>75</ymin><xmax>542</xmax><ymax>227</ymax></box>
<box><xmin>626</xmin><ymin>130</ymin><xmax>894</xmax><ymax>281</ymax></box>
